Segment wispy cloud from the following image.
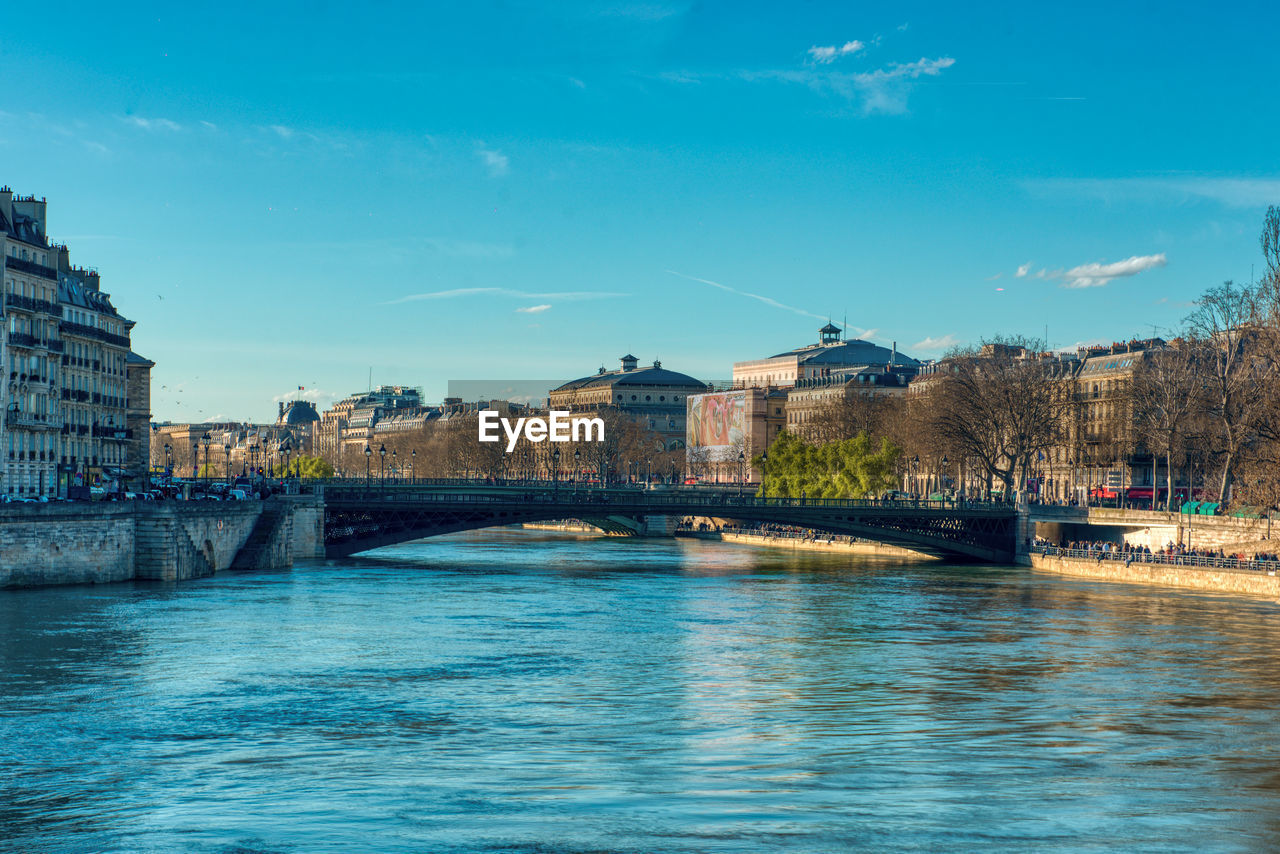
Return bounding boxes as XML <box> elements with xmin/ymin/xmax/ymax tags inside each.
<box><xmin>383</xmin><ymin>287</ymin><xmax>624</xmax><ymax>305</ymax></box>
<box><xmin>516</xmin><ymin>304</ymin><xmax>552</xmax><ymax>314</ymax></box>
<box><xmin>124</xmin><ymin>116</ymin><xmax>182</xmax><ymax>131</ymax></box>
<box><xmin>666</xmin><ymin>270</ymin><xmax>825</xmax><ymax>320</ymax></box>
<box><xmin>807</xmin><ymin>40</ymin><xmax>864</xmax><ymax>64</ymax></box>
<box><xmin>1024</xmin><ymin>176</ymin><xmax>1280</xmax><ymax>208</ymax></box>
<box><xmin>1016</xmin><ymin>254</ymin><xmax>1168</xmax><ymax>289</ymax></box>
<box><xmin>269</xmin><ymin>124</ymin><xmax>294</xmax><ymax>139</ymax></box>
<box><xmin>913</xmin><ymin>334</ymin><xmax>962</xmax><ymax>352</ymax></box>
<box><xmin>1058</xmin><ymin>254</ymin><xmax>1168</xmax><ymax>288</ymax></box>
<box><xmin>478</xmin><ymin>146</ymin><xmax>509</xmax><ymax>177</ymax></box>
<box><xmin>729</xmin><ymin>55</ymin><xmax>956</xmax><ymax>114</ymax></box>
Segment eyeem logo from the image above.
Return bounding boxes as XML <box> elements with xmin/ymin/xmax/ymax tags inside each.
<box><xmin>478</xmin><ymin>410</ymin><xmax>605</xmax><ymax>452</ymax></box>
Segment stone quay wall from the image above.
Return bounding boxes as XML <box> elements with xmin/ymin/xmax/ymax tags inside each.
<box><xmin>0</xmin><ymin>495</ymin><xmax>326</xmax><ymax>588</ymax></box>
<box><xmin>1030</xmin><ymin>551</ymin><xmax>1280</xmax><ymax>599</ymax></box>
<box><xmin>720</xmin><ymin>530</ymin><xmax>934</xmax><ymax>560</ymax></box>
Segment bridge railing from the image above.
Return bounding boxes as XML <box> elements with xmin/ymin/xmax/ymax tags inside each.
<box><xmin>318</xmin><ymin>483</ymin><xmax>1015</xmax><ymax>514</ymax></box>
<box><xmin>1032</xmin><ymin>544</ymin><xmax>1280</xmax><ymax>574</ymax></box>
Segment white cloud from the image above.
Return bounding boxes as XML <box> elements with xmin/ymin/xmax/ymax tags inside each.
<box><xmin>199</xmin><ymin>120</ymin><xmax>218</xmax><ymax>131</ymax></box>
<box><xmin>808</xmin><ymin>40</ymin><xmax>865</xmax><ymax>64</ymax></box>
<box><xmin>665</xmin><ymin>270</ymin><xmax>825</xmax><ymax>320</ymax></box>
<box><xmin>124</xmin><ymin>116</ymin><xmax>182</xmax><ymax>131</ymax></box>
<box><xmin>384</xmin><ymin>287</ymin><xmax>624</xmax><ymax>305</ymax></box>
<box><xmin>478</xmin><ymin>146</ymin><xmax>509</xmax><ymax>177</ymax></box>
<box><xmin>269</xmin><ymin>124</ymin><xmax>294</xmax><ymax>139</ymax></box>
<box><xmin>913</xmin><ymin>334</ymin><xmax>962</xmax><ymax>352</ymax></box>
<box><xmin>1059</xmin><ymin>254</ymin><xmax>1168</xmax><ymax>288</ymax></box>
<box><xmin>1015</xmin><ymin>263</ymin><xmax>1031</xmax><ymax>278</ymax></box>
<box><xmin>516</xmin><ymin>304</ymin><xmax>552</xmax><ymax>313</ymax></box>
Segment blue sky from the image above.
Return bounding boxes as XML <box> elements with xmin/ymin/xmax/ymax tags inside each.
<box><xmin>2</xmin><ymin>1</ymin><xmax>1276</xmax><ymax>421</ymax></box>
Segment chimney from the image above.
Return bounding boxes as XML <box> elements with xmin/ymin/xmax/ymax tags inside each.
<box><xmin>891</xmin><ymin>341</ymin><xmax>897</xmax><ymax>366</ymax></box>
<box><xmin>278</xmin><ymin>401</ymin><xmax>285</xmax><ymax>419</ymax></box>
<box><xmin>0</xmin><ymin>186</ymin><xmax>11</xmax><ymax>223</ymax></box>
<box><xmin>56</xmin><ymin>245</ymin><xmax>71</xmax><ymax>273</ymax></box>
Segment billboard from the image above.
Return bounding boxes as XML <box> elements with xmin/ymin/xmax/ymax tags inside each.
<box><xmin>687</xmin><ymin>391</ymin><xmax>747</xmax><ymax>452</ymax></box>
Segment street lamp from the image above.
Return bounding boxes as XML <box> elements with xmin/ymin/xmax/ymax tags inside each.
<box><xmin>379</xmin><ymin>444</ymin><xmax>387</xmax><ymax>488</ymax></box>
<box><xmin>911</xmin><ymin>454</ymin><xmax>920</xmax><ymax>498</ymax></box>
<box><xmin>760</xmin><ymin>451</ymin><xmax>768</xmax><ymax>499</ymax></box>
<box><xmin>941</xmin><ymin>455</ymin><xmax>949</xmax><ymax>501</ymax></box>
<box><xmin>224</xmin><ymin>441</ymin><xmax>232</xmax><ymax>486</ymax></box>
<box><xmin>364</xmin><ymin>445</ymin><xmax>372</xmax><ymax>488</ymax></box>
<box><xmin>201</xmin><ymin>432</ymin><xmax>211</xmax><ymax>488</ymax></box>
<box><xmin>573</xmin><ymin>448</ymin><xmax>581</xmax><ymax>492</ymax></box>
<box><xmin>163</xmin><ymin>442</ymin><xmax>172</xmax><ymax>481</ymax></box>
<box><xmin>553</xmin><ymin>447</ymin><xmax>561</xmax><ymax>496</ymax></box>
<box><xmin>282</xmin><ymin>443</ymin><xmax>292</xmax><ymax>480</ymax></box>
<box><xmin>738</xmin><ymin>451</ymin><xmax>745</xmax><ymax>497</ymax></box>
<box><xmin>411</xmin><ymin>448</ymin><xmax>416</xmax><ymax>482</ymax></box>
<box><xmin>391</xmin><ymin>448</ymin><xmax>398</xmax><ymax>482</ymax></box>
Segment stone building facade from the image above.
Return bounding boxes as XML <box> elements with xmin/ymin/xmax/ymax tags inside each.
<box><xmin>1</xmin><ymin>187</ymin><xmax>150</xmax><ymax>498</ymax></box>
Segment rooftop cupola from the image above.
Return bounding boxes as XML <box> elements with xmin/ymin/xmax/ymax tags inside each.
<box><xmin>820</xmin><ymin>322</ymin><xmax>842</xmax><ymax>345</ymax></box>
<box><xmin>620</xmin><ymin>354</ymin><xmax>638</xmax><ymax>371</ymax></box>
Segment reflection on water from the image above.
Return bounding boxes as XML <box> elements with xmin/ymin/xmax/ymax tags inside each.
<box><xmin>4</xmin><ymin>530</ymin><xmax>1280</xmax><ymax>852</ymax></box>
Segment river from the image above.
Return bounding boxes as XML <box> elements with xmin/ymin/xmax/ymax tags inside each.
<box><xmin>3</xmin><ymin>530</ymin><xmax>1280</xmax><ymax>852</ymax></box>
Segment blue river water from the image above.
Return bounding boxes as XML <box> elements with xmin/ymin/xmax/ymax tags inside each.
<box><xmin>4</xmin><ymin>530</ymin><xmax>1280</xmax><ymax>853</ymax></box>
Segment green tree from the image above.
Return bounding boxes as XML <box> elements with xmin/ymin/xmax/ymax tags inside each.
<box><xmin>285</xmin><ymin>454</ymin><xmax>335</xmax><ymax>479</ymax></box>
<box><xmin>754</xmin><ymin>431</ymin><xmax>901</xmax><ymax>499</ymax></box>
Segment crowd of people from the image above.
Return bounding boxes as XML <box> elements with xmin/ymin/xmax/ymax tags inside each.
<box><xmin>1034</xmin><ymin>537</ymin><xmax>1280</xmax><ymax>572</ymax></box>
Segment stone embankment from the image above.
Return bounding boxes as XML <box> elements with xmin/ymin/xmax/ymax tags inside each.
<box><xmin>1030</xmin><ymin>550</ymin><xmax>1280</xmax><ymax>598</ymax></box>
<box><xmin>0</xmin><ymin>496</ymin><xmax>325</xmax><ymax>588</ymax></box>
<box><xmin>715</xmin><ymin>529</ymin><xmax>934</xmax><ymax>560</ymax></box>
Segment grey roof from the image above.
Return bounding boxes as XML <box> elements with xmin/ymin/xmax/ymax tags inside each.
<box><xmin>126</xmin><ymin>351</ymin><xmax>155</xmax><ymax>366</ymax></box>
<box><xmin>770</xmin><ymin>338</ymin><xmax>921</xmax><ymax>368</ymax></box>
<box><xmin>281</xmin><ymin>400</ymin><xmax>320</xmax><ymax>425</ymax></box>
<box><xmin>554</xmin><ymin>363</ymin><xmax>708</xmax><ymax>392</ymax></box>
<box><xmin>59</xmin><ymin>271</ymin><xmax>121</xmax><ymax>317</ymax></box>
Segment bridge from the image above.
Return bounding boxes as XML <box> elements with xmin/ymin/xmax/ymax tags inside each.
<box><xmin>315</xmin><ymin>482</ymin><xmax>1022</xmax><ymax>563</ymax></box>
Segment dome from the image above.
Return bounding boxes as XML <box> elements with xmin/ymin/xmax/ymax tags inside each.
<box><xmin>772</xmin><ymin>338</ymin><xmax>920</xmax><ymax>367</ymax></box>
<box><xmin>553</xmin><ymin>362</ymin><xmax>708</xmax><ymax>392</ymax></box>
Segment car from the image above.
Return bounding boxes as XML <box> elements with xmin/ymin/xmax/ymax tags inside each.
<box><xmin>226</xmin><ymin>489</ymin><xmax>250</xmax><ymax>501</ymax></box>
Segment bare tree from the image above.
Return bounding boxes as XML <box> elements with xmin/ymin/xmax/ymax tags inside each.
<box><xmin>1184</xmin><ymin>281</ymin><xmax>1278</xmax><ymax>501</ymax></box>
<box><xmin>1129</xmin><ymin>344</ymin><xmax>1205</xmax><ymax>510</ymax></box>
<box><xmin>916</xmin><ymin>339</ymin><xmax>1063</xmax><ymax>496</ymax></box>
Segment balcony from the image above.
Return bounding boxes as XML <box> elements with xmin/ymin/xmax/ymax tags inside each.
<box><xmin>73</xmin><ymin>390</ymin><xmax>89</xmax><ymax>402</ymax></box>
<box><xmin>94</xmin><ymin>425</ymin><xmax>132</xmax><ymax>441</ymax></box>
<box><xmin>46</xmin><ymin>338</ymin><xmax>64</xmax><ymax>352</ymax></box>
<box><xmin>58</xmin><ymin>320</ymin><xmax>130</xmax><ymax>349</ymax></box>
<box><xmin>4</xmin><ymin>410</ymin><xmax>61</xmax><ymax>430</ymax></box>
<box><xmin>5</xmin><ymin>256</ymin><xmax>57</xmax><ymax>280</ymax></box>
<box><xmin>8</xmin><ymin>332</ymin><xmax>43</xmax><ymax>349</ymax></box>
<box><xmin>92</xmin><ymin>392</ymin><xmax>102</xmax><ymax>404</ymax></box>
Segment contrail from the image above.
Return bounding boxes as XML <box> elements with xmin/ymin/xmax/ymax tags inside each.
<box><xmin>665</xmin><ymin>270</ymin><xmax>826</xmax><ymax>321</ymax></box>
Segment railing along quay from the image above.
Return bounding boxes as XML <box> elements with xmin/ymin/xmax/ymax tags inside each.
<box><xmin>1032</xmin><ymin>544</ymin><xmax>1280</xmax><ymax>574</ymax></box>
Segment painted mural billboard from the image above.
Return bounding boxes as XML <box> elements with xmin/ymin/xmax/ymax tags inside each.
<box><xmin>687</xmin><ymin>391</ymin><xmax>747</xmax><ymax>457</ymax></box>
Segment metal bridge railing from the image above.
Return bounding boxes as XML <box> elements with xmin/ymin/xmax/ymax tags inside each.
<box><xmin>1032</xmin><ymin>544</ymin><xmax>1280</xmax><ymax>574</ymax></box>
<box><xmin>314</xmin><ymin>481</ymin><xmax>1015</xmax><ymax>514</ymax></box>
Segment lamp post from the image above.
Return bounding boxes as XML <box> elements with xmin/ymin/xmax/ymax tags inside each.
<box><xmin>224</xmin><ymin>441</ymin><xmax>232</xmax><ymax>486</ymax></box>
<box><xmin>573</xmin><ymin>448</ymin><xmax>581</xmax><ymax>493</ymax></box>
<box><xmin>911</xmin><ymin>454</ymin><xmax>920</xmax><ymax>498</ymax></box>
<box><xmin>163</xmin><ymin>442</ymin><xmax>172</xmax><ymax>482</ymax></box>
<box><xmin>379</xmin><ymin>444</ymin><xmax>387</xmax><ymax>488</ymax></box>
<box><xmin>941</xmin><ymin>455</ymin><xmax>949</xmax><ymax>501</ymax></box>
<box><xmin>201</xmin><ymin>432</ymin><xmax>211</xmax><ymax>488</ymax></box>
<box><xmin>738</xmin><ymin>451</ymin><xmax>745</xmax><ymax>497</ymax></box>
<box><xmin>283</xmin><ymin>443</ymin><xmax>292</xmax><ymax>480</ymax></box>
<box><xmin>411</xmin><ymin>448</ymin><xmax>416</xmax><ymax>482</ymax></box>
<box><xmin>364</xmin><ymin>445</ymin><xmax>372</xmax><ymax>489</ymax></box>
<box><xmin>553</xmin><ymin>447</ymin><xmax>561</xmax><ymax>496</ymax></box>
<box><xmin>391</xmin><ymin>448</ymin><xmax>397</xmax><ymax>482</ymax></box>
<box><xmin>760</xmin><ymin>451</ymin><xmax>768</xmax><ymax>498</ymax></box>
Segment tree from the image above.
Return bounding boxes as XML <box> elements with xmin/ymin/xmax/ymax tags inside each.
<box><xmin>286</xmin><ymin>454</ymin><xmax>335</xmax><ymax>479</ymax></box>
<box><xmin>1184</xmin><ymin>281</ymin><xmax>1278</xmax><ymax>501</ymax></box>
<box><xmin>915</xmin><ymin>338</ymin><xmax>1063</xmax><ymax>495</ymax></box>
<box><xmin>1129</xmin><ymin>344</ymin><xmax>1205</xmax><ymax>510</ymax></box>
<box><xmin>754</xmin><ymin>430</ymin><xmax>901</xmax><ymax>499</ymax></box>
